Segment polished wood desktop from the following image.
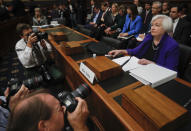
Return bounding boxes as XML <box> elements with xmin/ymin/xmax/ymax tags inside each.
<box><xmin>41</xmin><ymin>25</ymin><xmax>191</xmax><ymax>131</ymax></box>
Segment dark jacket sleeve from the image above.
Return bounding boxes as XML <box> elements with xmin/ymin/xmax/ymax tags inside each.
<box><xmin>178</xmin><ymin>21</ymin><xmax>191</xmax><ymax>45</ymax></box>
<box><xmin>110</xmin><ymin>14</ymin><xmax>126</xmax><ymax>30</ymax></box>
<box><xmin>96</xmin><ymin>11</ymin><xmax>103</xmax><ymax>26</ymax></box>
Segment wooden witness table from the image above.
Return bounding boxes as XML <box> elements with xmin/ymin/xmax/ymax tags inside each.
<box><xmin>41</xmin><ymin>25</ymin><xmax>191</xmax><ymax>131</ymax></box>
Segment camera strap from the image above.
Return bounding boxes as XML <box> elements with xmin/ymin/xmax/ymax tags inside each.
<box><xmin>32</xmin><ymin>43</ymin><xmax>44</xmax><ymax>66</ymax></box>
<box><xmin>4</xmin><ymin>95</ymin><xmax>10</xmax><ymax>111</ymax></box>
<box><xmin>64</xmin><ymin>112</ymin><xmax>73</xmax><ymax>131</ymax></box>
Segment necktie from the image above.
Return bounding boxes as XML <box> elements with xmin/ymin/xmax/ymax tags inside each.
<box><xmin>32</xmin><ymin>44</ymin><xmax>44</xmax><ymax>66</ymax></box>
<box><xmin>144</xmin><ymin>10</ymin><xmax>149</xmax><ymax>24</ymax></box>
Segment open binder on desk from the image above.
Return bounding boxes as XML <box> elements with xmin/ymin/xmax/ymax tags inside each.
<box><xmin>129</xmin><ymin>64</ymin><xmax>177</xmax><ymax>88</ymax></box>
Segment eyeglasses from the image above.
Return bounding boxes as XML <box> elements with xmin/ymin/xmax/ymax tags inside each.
<box><xmin>152</xmin><ymin>6</ymin><xmax>159</xmax><ymax>10</ymax></box>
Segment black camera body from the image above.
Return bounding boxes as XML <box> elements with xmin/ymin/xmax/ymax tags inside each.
<box><xmin>34</xmin><ymin>32</ymin><xmax>48</xmax><ymax>41</ymax></box>
<box><xmin>58</xmin><ymin>83</ymin><xmax>90</xmax><ymax>112</ymax></box>
<box><xmin>8</xmin><ymin>75</ymin><xmax>43</xmax><ymax>96</ymax></box>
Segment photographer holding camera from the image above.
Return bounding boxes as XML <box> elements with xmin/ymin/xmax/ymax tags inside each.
<box><xmin>15</xmin><ymin>23</ymin><xmax>63</xmax><ymax>85</ymax></box>
<box><xmin>15</xmin><ymin>23</ymin><xmax>52</xmax><ymax>69</ymax></box>
<box><xmin>7</xmin><ymin>88</ymin><xmax>89</xmax><ymax>131</ymax></box>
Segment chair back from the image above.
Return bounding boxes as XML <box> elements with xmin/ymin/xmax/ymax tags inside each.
<box><xmin>100</xmin><ymin>36</ymin><xmax>121</xmax><ymax>49</ymax></box>
<box><xmin>178</xmin><ymin>44</ymin><xmax>191</xmax><ymax>78</ymax></box>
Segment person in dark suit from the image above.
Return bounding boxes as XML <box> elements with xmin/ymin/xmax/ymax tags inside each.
<box><xmin>170</xmin><ymin>5</ymin><xmax>191</xmax><ymax>46</ymax></box>
<box><xmin>94</xmin><ymin>2</ymin><xmax>118</xmax><ymax>40</ymax></box>
<box><xmin>86</xmin><ymin>0</ymin><xmax>95</xmax><ymax>22</ymax></box>
<box><xmin>162</xmin><ymin>1</ymin><xmax>170</xmax><ymax>16</ymax></box>
<box><xmin>140</xmin><ymin>1</ymin><xmax>152</xmax><ymax>33</ymax></box>
<box><xmin>100</xmin><ymin>2</ymin><xmax>117</xmax><ymax>28</ymax></box>
<box><xmin>104</xmin><ymin>5</ymin><xmax>126</xmax><ymax>38</ymax></box>
<box><xmin>76</xmin><ymin>0</ymin><xmax>87</xmax><ymax>25</ymax></box>
<box><xmin>11</xmin><ymin>0</ymin><xmax>26</xmax><ymax>17</ymax></box>
<box><xmin>0</xmin><ymin>1</ymin><xmax>10</xmax><ymax>21</ymax></box>
<box><xmin>66</xmin><ymin>0</ymin><xmax>77</xmax><ymax>27</ymax></box>
<box><xmin>178</xmin><ymin>3</ymin><xmax>191</xmax><ymax>23</ymax></box>
<box><xmin>137</xmin><ymin>1</ymin><xmax>162</xmax><ymax>41</ymax></box>
<box><xmin>84</xmin><ymin>5</ymin><xmax>102</xmax><ymax>30</ymax></box>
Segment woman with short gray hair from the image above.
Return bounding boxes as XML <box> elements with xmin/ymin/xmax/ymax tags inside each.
<box><xmin>33</xmin><ymin>8</ymin><xmax>47</xmax><ymax>26</ymax></box>
<box><xmin>109</xmin><ymin>15</ymin><xmax>179</xmax><ymax>71</ymax></box>
<box><xmin>151</xmin><ymin>14</ymin><xmax>173</xmax><ymax>33</ymax></box>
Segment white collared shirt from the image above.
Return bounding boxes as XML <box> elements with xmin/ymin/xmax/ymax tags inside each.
<box><xmin>173</xmin><ymin>18</ymin><xmax>179</xmax><ymax>33</ymax></box>
<box><xmin>15</xmin><ymin>39</ymin><xmax>52</xmax><ymax>68</ymax></box>
<box><xmin>93</xmin><ymin>10</ymin><xmax>100</xmax><ymax>23</ymax></box>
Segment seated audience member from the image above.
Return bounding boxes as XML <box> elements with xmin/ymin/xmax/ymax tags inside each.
<box><xmin>162</xmin><ymin>1</ymin><xmax>170</xmax><ymax>16</ymax></box>
<box><xmin>140</xmin><ymin>1</ymin><xmax>152</xmax><ymax>33</ymax></box>
<box><xmin>86</xmin><ymin>0</ymin><xmax>95</xmax><ymax>22</ymax></box>
<box><xmin>7</xmin><ymin>89</ymin><xmax>89</xmax><ymax>131</ymax></box>
<box><xmin>119</xmin><ymin>4</ymin><xmax>142</xmax><ymax>48</ymax></box>
<box><xmin>138</xmin><ymin>1</ymin><xmax>162</xmax><ymax>40</ymax></box>
<box><xmin>57</xmin><ymin>4</ymin><xmax>70</xmax><ymax>25</ymax></box>
<box><xmin>84</xmin><ymin>4</ymin><xmax>102</xmax><ymax>30</ymax></box>
<box><xmin>49</xmin><ymin>4</ymin><xmax>59</xmax><ymax>20</ymax></box>
<box><xmin>0</xmin><ymin>0</ymin><xmax>10</xmax><ymax>21</ymax></box>
<box><xmin>11</xmin><ymin>0</ymin><xmax>26</xmax><ymax>17</ymax></box>
<box><xmin>0</xmin><ymin>85</ymin><xmax>29</xmax><ymax>131</ymax></box>
<box><xmin>33</xmin><ymin>8</ymin><xmax>47</xmax><ymax>26</ymax></box>
<box><xmin>170</xmin><ymin>5</ymin><xmax>191</xmax><ymax>46</ymax></box>
<box><xmin>99</xmin><ymin>2</ymin><xmax>111</xmax><ymax>27</ymax></box>
<box><xmin>6</xmin><ymin>3</ymin><xmax>14</xmax><ymax>18</ymax></box>
<box><xmin>178</xmin><ymin>3</ymin><xmax>191</xmax><ymax>23</ymax></box>
<box><xmin>76</xmin><ymin>0</ymin><xmax>87</xmax><ymax>25</ymax></box>
<box><xmin>109</xmin><ymin>15</ymin><xmax>179</xmax><ymax>71</ymax></box>
<box><xmin>27</xmin><ymin>0</ymin><xmax>37</xmax><ymax>16</ymax></box>
<box><xmin>104</xmin><ymin>5</ymin><xmax>126</xmax><ymax>38</ymax></box>
<box><xmin>151</xmin><ymin>1</ymin><xmax>162</xmax><ymax>16</ymax></box>
<box><xmin>66</xmin><ymin>0</ymin><xmax>77</xmax><ymax>27</ymax></box>
<box><xmin>133</xmin><ymin>0</ymin><xmax>143</xmax><ymax>15</ymax></box>
<box><xmin>103</xmin><ymin>3</ymin><xmax>118</xmax><ymax>28</ymax></box>
<box><xmin>147</xmin><ymin>1</ymin><xmax>162</xmax><ymax>30</ymax></box>
<box><xmin>120</xmin><ymin>4</ymin><xmax>142</xmax><ymax>38</ymax></box>
<box><xmin>94</xmin><ymin>2</ymin><xmax>118</xmax><ymax>40</ymax></box>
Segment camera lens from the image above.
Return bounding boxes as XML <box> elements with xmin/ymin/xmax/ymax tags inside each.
<box><xmin>23</xmin><ymin>75</ymin><xmax>43</xmax><ymax>90</ymax></box>
<box><xmin>71</xmin><ymin>83</ymin><xmax>90</xmax><ymax>99</ymax></box>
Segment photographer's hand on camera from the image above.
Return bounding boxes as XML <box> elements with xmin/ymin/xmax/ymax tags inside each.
<box><xmin>67</xmin><ymin>97</ymin><xmax>89</xmax><ymax>131</ymax></box>
<box><xmin>6</xmin><ymin>85</ymin><xmax>29</xmax><ymax>111</ymax></box>
<box><xmin>27</xmin><ymin>33</ymin><xmax>38</xmax><ymax>48</ymax></box>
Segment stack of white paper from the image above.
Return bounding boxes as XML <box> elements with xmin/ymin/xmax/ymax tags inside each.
<box><xmin>117</xmin><ymin>35</ymin><xmax>134</xmax><ymax>40</ymax></box>
<box><xmin>129</xmin><ymin>64</ymin><xmax>177</xmax><ymax>88</ymax></box>
<box><xmin>112</xmin><ymin>56</ymin><xmax>130</xmax><ymax>65</ymax></box>
<box><xmin>112</xmin><ymin>56</ymin><xmax>144</xmax><ymax>72</ymax></box>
